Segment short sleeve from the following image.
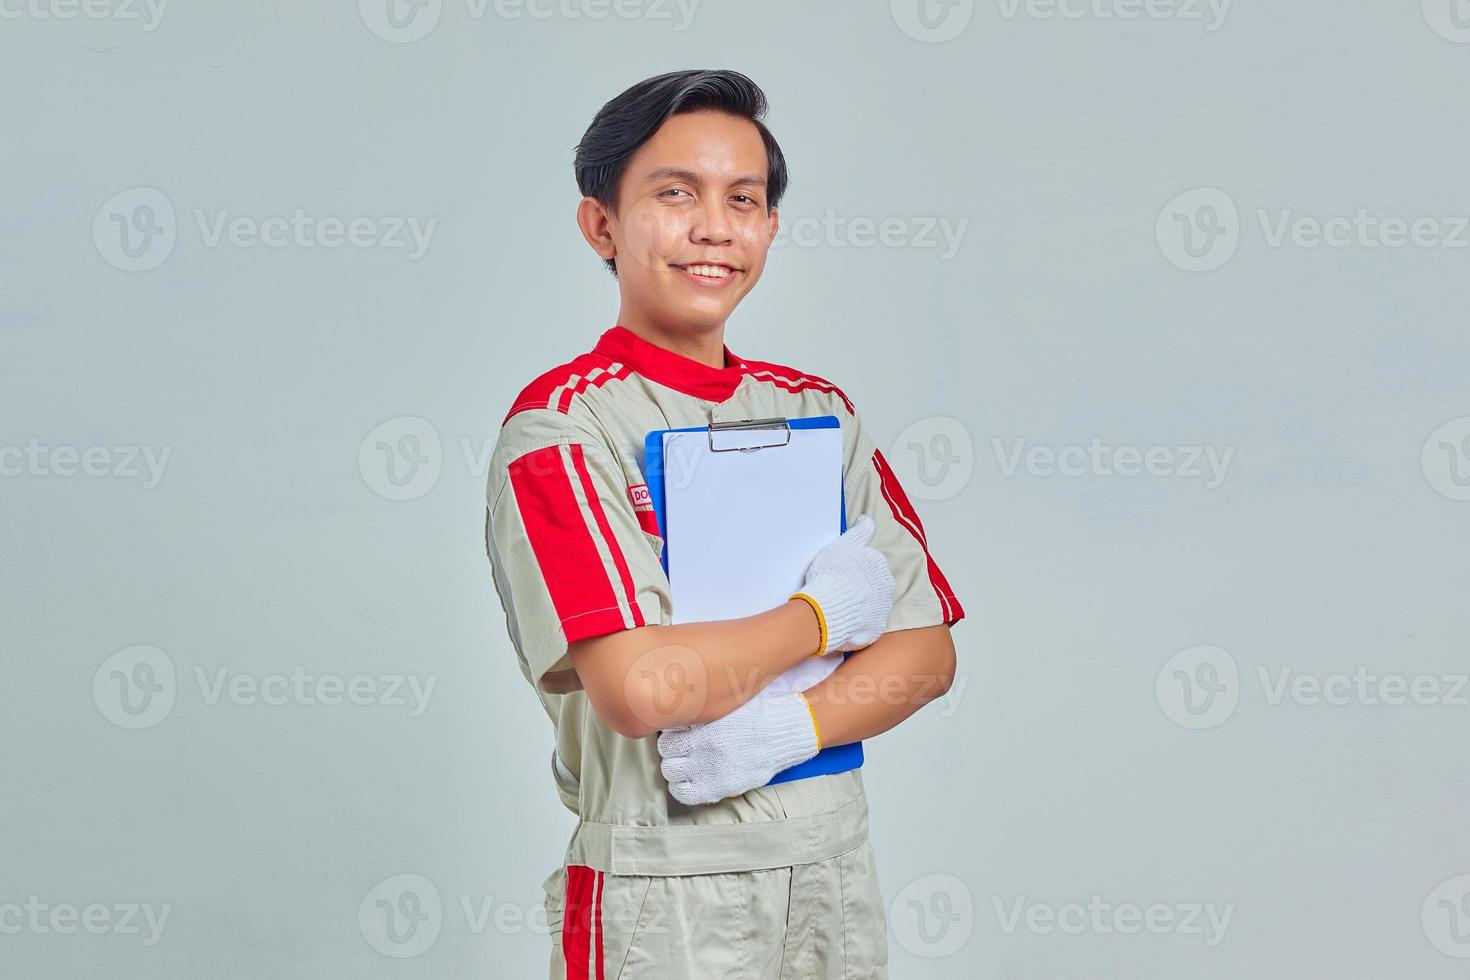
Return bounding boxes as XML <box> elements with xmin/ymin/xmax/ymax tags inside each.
<box><xmin>485</xmin><ymin>416</ymin><xmax>668</xmax><ymax>686</ymax></box>
<box><xmin>842</xmin><ymin>406</ymin><xmax>966</xmax><ymax>633</ymax></box>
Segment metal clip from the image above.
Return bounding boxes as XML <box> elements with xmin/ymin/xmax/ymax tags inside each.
<box><xmin>707</xmin><ymin>417</ymin><xmax>793</xmax><ymax>453</ymax></box>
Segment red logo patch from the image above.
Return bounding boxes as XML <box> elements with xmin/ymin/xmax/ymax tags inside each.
<box><xmin>627</xmin><ymin>483</ymin><xmax>653</xmax><ymax>511</ymax></box>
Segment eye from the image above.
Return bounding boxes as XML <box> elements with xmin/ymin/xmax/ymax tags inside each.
<box><xmin>660</xmin><ymin>187</ymin><xmax>690</xmax><ymax>198</ymax></box>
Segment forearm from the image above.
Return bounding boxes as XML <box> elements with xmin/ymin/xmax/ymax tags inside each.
<box><xmin>661</xmin><ymin>599</ymin><xmax>826</xmax><ymax>724</ymax></box>
<box><xmin>800</xmin><ymin>624</ymin><xmax>956</xmax><ymax>748</ymax></box>
<box><xmin>569</xmin><ymin>597</ymin><xmax>823</xmax><ymax>737</ymax></box>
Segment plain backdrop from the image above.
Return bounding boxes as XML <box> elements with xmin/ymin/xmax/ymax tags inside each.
<box><xmin>3</xmin><ymin>2</ymin><xmax>1469</xmax><ymax>977</ymax></box>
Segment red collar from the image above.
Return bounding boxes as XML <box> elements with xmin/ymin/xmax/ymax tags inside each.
<box><xmin>593</xmin><ymin>324</ymin><xmax>749</xmax><ymax>402</ymax></box>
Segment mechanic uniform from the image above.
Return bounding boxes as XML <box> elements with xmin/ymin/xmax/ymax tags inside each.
<box><xmin>484</xmin><ymin>324</ymin><xmax>965</xmax><ymax>979</ymax></box>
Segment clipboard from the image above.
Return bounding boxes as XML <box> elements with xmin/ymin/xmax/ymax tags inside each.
<box><xmin>643</xmin><ymin>415</ymin><xmax>864</xmax><ymax>786</ymax></box>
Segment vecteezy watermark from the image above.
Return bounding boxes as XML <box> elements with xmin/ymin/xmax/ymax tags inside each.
<box><xmin>194</xmin><ymin>667</ymin><xmax>437</xmax><ymax>717</ymax></box>
<box><xmin>0</xmin><ymin>0</ymin><xmax>168</xmax><ymax>30</ymax></box>
<box><xmin>1257</xmin><ymin>666</ymin><xmax>1469</xmax><ymax>708</ymax></box>
<box><xmin>357</xmin><ymin>0</ymin><xmax>700</xmax><ymax>43</ymax></box>
<box><xmin>194</xmin><ymin>210</ymin><xmax>436</xmax><ymax>259</ymax></box>
<box><xmin>92</xmin><ymin>646</ymin><xmax>438</xmax><ymax>729</ymax></box>
<box><xmin>360</xmin><ymin>874</ymin><xmax>442</xmax><ymax>958</ymax></box>
<box><xmin>1422</xmin><ymin>416</ymin><xmax>1470</xmax><ymax>501</ymax></box>
<box><xmin>1158</xmin><ymin>187</ymin><xmax>1470</xmax><ymax>272</ymax></box>
<box><xmin>991</xmin><ymin>436</ymin><xmax>1235</xmax><ymax>488</ymax></box>
<box><xmin>890</xmin><ymin>0</ymin><xmax>975</xmax><ymax>43</ymax></box>
<box><xmin>770</xmin><ymin>211</ymin><xmax>970</xmax><ymax>260</ymax></box>
<box><xmin>995</xmin><ymin>0</ymin><xmax>1231</xmax><ymax>31</ymax></box>
<box><xmin>1156</xmin><ymin>644</ymin><xmax>1469</xmax><ymax>730</ymax></box>
<box><xmin>93</xmin><ymin>645</ymin><xmax>177</xmax><ymax>730</ymax></box>
<box><xmin>1156</xmin><ymin>187</ymin><xmax>1240</xmax><ymax>272</ymax></box>
<box><xmin>357</xmin><ymin>872</ymin><xmax>705</xmax><ymax>958</ymax></box>
<box><xmin>0</xmin><ymin>439</ymin><xmax>171</xmax><ymax>488</ymax></box>
<box><xmin>728</xmin><ymin>660</ymin><xmax>966</xmax><ymax>718</ymax></box>
<box><xmin>461</xmin><ymin>883</ymin><xmax>700</xmax><ymax>945</ymax></box>
<box><xmin>360</xmin><ymin>416</ymin><xmax>444</xmax><ymax>501</ymax></box>
<box><xmin>624</xmin><ymin>644</ymin><xmax>710</xmax><ymax>734</ymax></box>
<box><xmin>92</xmin><ymin>187</ymin><xmax>176</xmax><ymax>272</ymax></box>
<box><xmin>618</xmin><ymin>650</ymin><xmax>969</xmax><ymax>736</ymax></box>
<box><xmin>1423</xmin><ymin>874</ymin><xmax>1470</xmax><ymax>957</ymax></box>
<box><xmin>357</xmin><ymin>0</ymin><xmax>442</xmax><ymax>42</ymax></box>
<box><xmin>1422</xmin><ymin>0</ymin><xmax>1470</xmax><ymax>43</ymax></box>
<box><xmin>992</xmin><ymin>895</ymin><xmax>1234</xmax><ymax>946</ymax></box>
<box><xmin>888</xmin><ymin>416</ymin><xmax>975</xmax><ymax>502</ymax></box>
<box><xmin>890</xmin><ymin>873</ymin><xmax>976</xmax><ymax>958</ymax></box>
<box><xmin>369</xmin><ymin>414</ymin><xmax>975</xmax><ymax>508</ymax></box>
<box><xmin>360</xmin><ymin>416</ymin><xmax>591</xmax><ymax>502</ymax></box>
<box><xmin>1257</xmin><ymin>209</ymin><xmax>1470</xmax><ymax>251</ymax></box>
<box><xmin>806</xmin><ymin>670</ymin><xmax>968</xmax><ymax>719</ymax></box>
<box><xmin>1156</xmin><ymin>644</ymin><xmax>1240</xmax><ymax>730</ymax></box>
<box><xmin>92</xmin><ymin>188</ymin><xmax>438</xmax><ymax>271</ymax></box>
<box><xmin>0</xmin><ymin>898</ymin><xmax>171</xmax><ymax>946</ymax></box>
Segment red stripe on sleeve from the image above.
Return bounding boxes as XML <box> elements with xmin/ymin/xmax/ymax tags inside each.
<box><xmin>871</xmin><ymin>448</ymin><xmax>966</xmax><ymax>625</ymax></box>
<box><xmin>634</xmin><ymin>509</ymin><xmax>660</xmax><ymax>536</ymax></box>
<box><xmin>569</xmin><ymin>444</ymin><xmax>645</xmax><ymax>632</ymax></box>
<box><xmin>508</xmin><ymin>445</ymin><xmax>630</xmax><ymax>643</ymax></box>
<box><xmin>563</xmin><ymin>865</ymin><xmax>594</xmax><ymax>978</ymax></box>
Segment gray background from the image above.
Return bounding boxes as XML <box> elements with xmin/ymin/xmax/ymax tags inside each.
<box><xmin>4</xmin><ymin>1</ymin><xmax>1469</xmax><ymax>977</ymax></box>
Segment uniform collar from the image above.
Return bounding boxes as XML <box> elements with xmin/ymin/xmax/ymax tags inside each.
<box><xmin>594</xmin><ymin>324</ymin><xmax>748</xmax><ymax>402</ymax></box>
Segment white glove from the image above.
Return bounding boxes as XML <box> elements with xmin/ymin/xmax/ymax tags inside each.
<box><xmin>657</xmin><ymin>692</ymin><xmax>821</xmax><ymax>806</ymax></box>
<box><xmin>791</xmin><ymin>514</ymin><xmax>895</xmax><ymax>656</ymax></box>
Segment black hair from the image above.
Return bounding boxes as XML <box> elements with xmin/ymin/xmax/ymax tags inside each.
<box><xmin>573</xmin><ymin>69</ymin><xmax>789</xmax><ymax>278</ymax></box>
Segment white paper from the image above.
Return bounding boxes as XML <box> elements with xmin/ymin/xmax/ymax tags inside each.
<box><xmin>661</xmin><ymin>422</ymin><xmax>848</xmax><ymax>696</ymax></box>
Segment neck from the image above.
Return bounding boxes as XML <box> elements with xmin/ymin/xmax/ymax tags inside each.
<box><xmin>615</xmin><ymin>314</ymin><xmax>726</xmax><ymax>369</ymax></box>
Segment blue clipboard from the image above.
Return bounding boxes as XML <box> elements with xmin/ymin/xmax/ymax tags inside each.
<box><xmin>643</xmin><ymin>415</ymin><xmax>864</xmax><ymax>786</ymax></box>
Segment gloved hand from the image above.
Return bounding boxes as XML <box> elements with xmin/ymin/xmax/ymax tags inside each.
<box><xmin>790</xmin><ymin>514</ymin><xmax>895</xmax><ymax>656</ymax></box>
<box><xmin>657</xmin><ymin>691</ymin><xmax>821</xmax><ymax>806</ymax></box>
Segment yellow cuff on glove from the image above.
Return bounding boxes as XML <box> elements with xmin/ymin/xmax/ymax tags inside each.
<box><xmin>794</xmin><ymin>691</ymin><xmax>822</xmax><ymax>751</ymax></box>
<box><xmin>789</xmin><ymin>592</ymin><xmax>828</xmax><ymax>657</ymax></box>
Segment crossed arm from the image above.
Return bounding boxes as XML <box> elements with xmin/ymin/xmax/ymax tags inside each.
<box><xmin>562</xmin><ymin>604</ymin><xmax>955</xmax><ymax>742</ymax></box>
<box><xmin>799</xmin><ymin>623</ymin><xmax>955</xmax><ymax>747</ymax></box>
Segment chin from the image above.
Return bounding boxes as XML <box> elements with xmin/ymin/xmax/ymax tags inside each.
<box><xmin>663</xmin><ymin>295</ymin><xmax>732</xmax><ymax>323</ymax></box>
<box><xmin>670</xmin><ymin>309</ymin><xmax>726</xmax><ymax>331</ymax></box>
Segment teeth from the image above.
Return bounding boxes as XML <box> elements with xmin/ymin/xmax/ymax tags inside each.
<box><xmin>685</xmin><ymin>264</ymin><xmax>730</xmax><ymax>279</ymax></box>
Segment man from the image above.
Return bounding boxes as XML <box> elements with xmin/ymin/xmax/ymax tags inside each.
<box><xmin>485</xmin><ymin>68</ymin><xmax>965</xmax><ymax>979</ymax></box>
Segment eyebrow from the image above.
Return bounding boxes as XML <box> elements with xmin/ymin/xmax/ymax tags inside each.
<box><xmin>642</xmin><ymin>167</ymin><xmax>767</xmax><ymax>188</ymax></box>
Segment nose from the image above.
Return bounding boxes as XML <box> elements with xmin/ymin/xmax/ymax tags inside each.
<box><xmin>689</xmin><ymin>194</ymin><xmax>733</xmax><ymax>246</ymax></box>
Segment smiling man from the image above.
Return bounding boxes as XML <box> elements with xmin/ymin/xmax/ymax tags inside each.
<box><xmin>483</xmin><ymin>69</ymin><xmax>965</xmax><ymax>979</ymax></box>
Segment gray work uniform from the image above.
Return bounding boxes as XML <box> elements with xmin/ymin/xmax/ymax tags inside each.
<box><xmin>484</xmin><ymin>325</ymin><xmax>965</xmax><ymax>978</ymax></box>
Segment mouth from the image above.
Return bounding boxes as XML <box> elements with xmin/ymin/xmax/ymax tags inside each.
<box><xmin>671</xmin><ymin>262</ymin><xmax>740</xmax><ymax>288</ymax></box>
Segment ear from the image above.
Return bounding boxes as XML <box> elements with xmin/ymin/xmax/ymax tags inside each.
<box><xmin>577</xmin><ymin>196</ymin><xmax>617</xmax><ymax>263</ymax></box>
<box><xmin>765</xmin><ymin>206</ymin><xmax>779</xmax><ymax>247</ymax></box>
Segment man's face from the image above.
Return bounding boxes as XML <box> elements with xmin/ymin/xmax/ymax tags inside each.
<box><xmin>598</xmin><ymin>110</ymin><xmax>778</xmax><ymax>335</ymax></box>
